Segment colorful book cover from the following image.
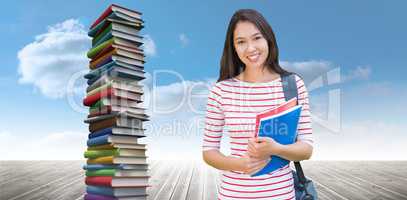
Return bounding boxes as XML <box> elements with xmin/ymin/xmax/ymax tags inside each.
<box><xmin>251</xmin><ymin>98</ymin><xmax>302</xmax><ymax>177</ymax></box>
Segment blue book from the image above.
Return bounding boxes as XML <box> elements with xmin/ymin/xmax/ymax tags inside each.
<box><xmin>251</xmin><ymin>100</ymin><xmax>302</xmax><ymax>177</ymax></box>
<box><xmin>87</xmin><ymin>185</ymin><xmax>147</xmax><ymax>197</ymax></box>
<box><xmin>87</xmin><ymin>135</ymin><xmax>109</xmax><ymax>146</ymax></box>
<box><xmin>87</xmin><ymin>134</ymin><xmax>139</xmax><ymax>147</ymax></box>
<box><xmin>84</xmin><ymin>61</ymin><xmax>115</xmax><ymax>80</ymax></box>
<box><xmin>89</xmin><ymin>127</ymin><xmax>113</xmax><ymax>139</ymax></box>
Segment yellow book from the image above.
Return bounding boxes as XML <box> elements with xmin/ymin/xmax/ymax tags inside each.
<box><xmin>87</xmin><ymin>155</ymin><xmax>147</xmax><ymax>165</ymax></box>
<box><xmin>87</xmin><ymin>155</ymin><xmax>114</xmax><ymax>164</ymax></box>
<box><xmin>87</xmin><ymin>144</ymin><xmax>115</xmax><ymax>151</ymax></box>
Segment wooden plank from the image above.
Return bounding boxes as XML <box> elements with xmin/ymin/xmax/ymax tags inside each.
<box><xmin>3</xmin><ymin>162</ymin><xmax>82</xmax><ymax>200</ymax></box>
<box><xmin>186</xmin><ymin>161</ymin><xmax>204</xmax><ymax>200</ymax></box>
<box><xmin>153</xmin><ymin>161</ymin><xmax>187</xmax><ymax>200</ymax></box>
<box><xmin>147</xmin><ymin>160</ymin><xmax>176</xmax><ymax>199</ymax></box>
<box><xmin>170</xmin><ymin>161</ymin><xmax>194</xmax><ymax>200</ymax></box>
<box><xmin>203</xmin><ymin>164</ymin><xmax>218</xmax><ymax>200</ymax></box>
<box><xmin>1</xmin><ymin>161</ymin><xmax>407</xmax><ymax>200</ymax></box>
<box><xmin>320</xmin><ymin>162</ymin><xmax>407</xmax><ymax>199</ymax></box>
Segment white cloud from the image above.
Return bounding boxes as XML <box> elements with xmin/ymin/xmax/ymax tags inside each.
<box><xmin>280</xmin><ymin>60</ymin><xmax>335</xmax><ymax>84</ymax></box>
<box><xmin>142</xmin><ymin>34</ymin><xmax>156</xmax><ymax>56</ymax></box>
<box><xmin>179</xmin><ymin>33</ymin><xmax>189</xmax><ymax>47</ymax></box>
<box><xmin>342</xmin><ymin>66</ymin><xmax>371</xmax><ymax>81</ymax></box>
<box><xmin>17</xmin><ymin>19</ymin><xmax>90</xmax><ymax>99</ymax></box>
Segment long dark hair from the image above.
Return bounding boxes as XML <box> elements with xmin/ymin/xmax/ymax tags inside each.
<box><xmin>218</xmin><ymin>9</ymin><xmax>289</xmax><ymax>82</ymax></box>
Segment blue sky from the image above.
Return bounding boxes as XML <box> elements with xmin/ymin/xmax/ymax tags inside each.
<box><xmin>0</xmin><ymin>0</ymin><xmax>406</xmax><ymax>160</ymax></box>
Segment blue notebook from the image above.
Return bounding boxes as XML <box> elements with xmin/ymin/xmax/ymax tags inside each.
<box><xmin>251</xmin><ymin>103</ymin><xmax>302</xmax><ymax>177</ymax></box>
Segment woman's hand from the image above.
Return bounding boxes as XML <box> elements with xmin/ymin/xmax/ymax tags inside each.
<box><xmin>247</xmin><ymin>137</ymin><xmax>283</xmax><ymax>159</ymax></box>
<box><xmin>237</xmin><ymin>153</ymin><xmax>270</xmax><ymax>175</ymax></box>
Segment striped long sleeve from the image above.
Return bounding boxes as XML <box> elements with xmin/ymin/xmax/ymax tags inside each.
<box><xmin>202</xmin><ymin>83</ymin><xmax>225</xmax><ymax>151</ymax></box>
<box><xmin>295</xmin><ymin>75</ymin><xmax>314</xmax><ymax>146</ymax></box>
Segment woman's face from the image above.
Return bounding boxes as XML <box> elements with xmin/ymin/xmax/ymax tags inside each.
<box><xmin>233</xmin><ymin>21</ymin><xmax>269</xmax><ymax>70</ymax></box>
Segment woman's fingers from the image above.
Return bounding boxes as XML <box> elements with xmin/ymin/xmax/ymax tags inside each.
<box><xmin>247</xmin><ymin>159</ymin><xmax>269</xmax><ymax>174</ymax></box>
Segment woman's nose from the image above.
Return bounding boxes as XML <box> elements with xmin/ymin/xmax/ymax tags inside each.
<box><xmin>246</xmin><ymin>41</ymin><xmax>256</xmax><ymax>53</ymax></box>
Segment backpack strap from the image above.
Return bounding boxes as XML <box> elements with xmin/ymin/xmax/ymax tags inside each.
<box><xmin>281</xmin><ymin>73</ymin><xmax>307</xmax><ymax>185</ymax></box>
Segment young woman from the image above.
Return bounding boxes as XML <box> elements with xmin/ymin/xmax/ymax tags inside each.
<box><xmin>202</xmin><ymin>9</ymin><xmax>314</xmax><ymax>199</ymax></box>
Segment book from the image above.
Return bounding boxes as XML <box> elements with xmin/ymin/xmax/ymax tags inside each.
<box><xmin>83</xmin><ymin>87</ymin><xmax>143</xmax><ymax>107</ymax></box>
<box><xmin>87</xmin><ymin>82</ymin><xmax>143</xmax><ymax>97</ymax></box>
<box><xmin>85</xmin><ymin>176</ymin><xmax>149</xmax><ymax>187</ymax></box>
<box><xmin>86</xmin><ymin>185</ymin><xmax>147</xmax><ymax>197</ymax></box>
<box><xmin>89</xmin><ymin>48</ymin><xmax>140</xmax><ymax>70</ymax></box>
<box><xmin>93</xmin><ymin>28</ymin><xmax>143</xmax><ymax>48</ymax></box>
<box><xmin>89</xmin><ymin>105</ymin><xmax>146</xmax><ymax>118</ymax></box>
<box><xmin>88</xmin><ymin>127</ymin><xmax>146</xmax><ymax>138</ymax></box>
<box><xmin>91</xmin><ymin>43</ymin><xmax>144</xmax><ymax>64</ymax></box>
<box><xmin>87</xmin><ymin>155</ymin><xmax>147</xmax><ymax>165</ymax></box>
<box><xmin>85</xmin><ymin>193</ymin><xmax>147</xmax><ymax>200</ymax></box>
<box><xmin>90</xmin><ymin>4</ymin><xmax>143</xmax><ymax>30</ymax></box>
<box><xmin>87</xmin><ymin>135</ymin><xmax>139</xmax><ymax>147</ymax></box>
<box><xmin>86</xmin><ymin>75</ymin><xmax>142</xmax><ymax>93</ymax></box>
<box><xmin>85</xmin><ymin>113</ymin><xmax>146</xmax><ymax>133</ymax></box>
<box><xmin>83</xmin><ymin>164</ymin><xmax>148</xmax><ymax>171</ymax></box>
<box><xmin>87</xmin><ymin>143</ymin><xmax>146</xmax><ymax>151</ymax></box>
<box><xmin>92</xmin><ymin>21</ymin><xmax>142</xmax><ymax>47</ymax></box>
<box><xmin>251</xmin><ymin>98</ymin><xmax>302</xmax><ymax>177</ymax></box>
<box><xmin>90</xmin><ymin>17</ymin><xmax>143</xmax><ymax>39</ymax></box>
<box><xmin>85</xmin><ymin>61</ymin><xmax>145</xmax><ymax>84</ymax></box>
<box><xmin>85</xmin><ymin>111</ymin><xmax>149</xmax><ymax>124</ymax></box>
<box><xmin>87</xmin><ymin>38</ymin><xmax>114</xmax><ymax>59</ymax></box>
<box><xmin>85</xmin><ymin>168</ymin><xmax>149</xmax><ymax>177</ymax></box>
<box><xmin>84</xmin><ymin>148</ymin><xmax>146</xmax><ymax>159</ymax></box>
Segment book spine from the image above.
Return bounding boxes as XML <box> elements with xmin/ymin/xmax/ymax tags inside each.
<box><xmin>83</xmin><ymin>164</ymin><xmax>117</xmax><ymax>170</ymax></box>
<box><xmin>87</xmin><ymin>156</ymin><xmax>114</xmax><ymax>164</ymax></box>
<box><xmin>87</xmin><ymin>135</ymin><xmax>109</xmax><ymax>146</ymax></box>
<box><xmin>87</xmin><ymin>144</ymin><xmax>115</xmax><ymax>151</ymax></box>
<box><xmin>85</xmin><ymin>61</ymin><xmax>115</xmax><ymax>80</ymax></box>
<box><xmin>93</xmin><ymin>32</ymin><xmax>113</xmax><ymax>48</ymax></box>
<box><xmin>90</xmin><ymin>5</ymin><xmax>113</xmax><ymax>29</ymax></box>
<box><xmin>92</xmin><ymin>45</ymin><xmax>114</xmax><ymax>62</ymax></box>
<box><xmin>84</xmin><ymin>149</ymin><xmax>118</xmax><ymax>159</ymax></box>
<box><xmin>87</xmin><ymin>38</ymin><xmax>113</xmax><ymax>58</ymax></box>
<box><xmin>88</xmin><ymin>83</ymin><xmax>112</xmax><ymax>97</ymax></box>
<box><xmin>90</xmin><ymin>53</ymin><xmax>114</xmax><ymax>70</ymax></box>
<box><xmin>86</xmin><ymin>185</ymin><xmax>114</xmax><ymax>197</ymax></box>
<box><xmin>89</xmin><ymin>118</ymin><xmax>116</xmax><ymax>133</ymax></box>
<box><xmin>90</xmin><ymin>49</ymin><xmax>115</xmax><ymax>70</ymax></box>
<box><xmin>84</xmin><ymin>193</ymin><xmax>117</xmax><ymax>200</ymax></box>
<box><xmin>86</xmin><ymin>169</ymin><xmax>115</xmax><ymax>177</ymax></box>
<box><xmin>88</xmin><ymin>108</ymin><xmax>112</xmax><ymax>119</ymax></box>
<box><xmin>83</xmin><ymin>88</ymin><xmax>112</xmax><ymax>106</ymax></box>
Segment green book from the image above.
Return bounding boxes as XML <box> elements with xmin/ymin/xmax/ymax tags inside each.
<box><xmin>87</xmin><ymin>82</ymin><xmax>112</xmax><ymax>97</ymax></box>
<box><xmin>92</xmin><ymin>23</ymin><xmax>112</xmax><ymax>46</ymax></box>
<box><xmin>84</xmin><ymin>149</ymin><xmax>119</xmax><ymax>159</ymax></box>
<box><xmin>89</xmin><ymin>100</ymin><xmax>103</xmax><ymax>111</ymax></box>
<box><xmin>87</xmin><ymin>38</ymin><xmax>113</xmax><ymax>58</ymax></box>
<box><xmin>86</xmin><ymin>169</ymin><xmax>116</xmax><ymax>176</ymax></box>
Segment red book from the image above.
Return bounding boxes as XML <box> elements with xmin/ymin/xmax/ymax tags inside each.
<box><xmin>86</xmin><ymin>176</ymin><xmax>112</xmax><ymax>187</ymax></box>
<box><xmin>254</xmin><ymin>98</ymin><xmax>298</xmax><ymax>137</ymax></box>
<box><xmin>83</xmin><ymin>88</ymin><xmax>113</xmax><ymax>107</ymax></box>
<box><xmin>90</xmin><ymin>4</ymin><xmax>142</xmax><ymax>29</ymax></box>
<box><xmin>85</xmin><ymin>176</ymin><xmax>149</xmax><ymax>187</ymax></box>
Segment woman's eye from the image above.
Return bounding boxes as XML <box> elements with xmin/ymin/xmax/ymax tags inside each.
<box><xmin>254</xmin><ymin>36</ymin><xmax>262</xmax><ymax>40</ymax></box>
<box><xmin>237</xmin><ymin>40</ymin><xmax>245</xmax><ymax>44</ymax></box>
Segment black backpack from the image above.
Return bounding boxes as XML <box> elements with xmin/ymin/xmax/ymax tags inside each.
<box><xmin>281</xmin><ymin>73</ymin><xmax>318</xmax><ymax>200</ymax></box>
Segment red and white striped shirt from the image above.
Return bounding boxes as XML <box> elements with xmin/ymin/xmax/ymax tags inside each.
<box><xmin>202</xmin><ymin>75</ymin><xmax>314</xmax><ymax>200</ymax></box>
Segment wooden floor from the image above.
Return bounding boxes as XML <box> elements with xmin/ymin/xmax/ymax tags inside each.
<box><xmin>0</xmin><ymin>160</ymin><xmax>406</xmax><ymax>200</ymax></box>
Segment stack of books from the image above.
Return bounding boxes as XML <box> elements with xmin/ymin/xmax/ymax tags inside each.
<box><xmin>82</xmin><ymin>4</ymin><xmax>149</xmax><ymax>200</ymax></box>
